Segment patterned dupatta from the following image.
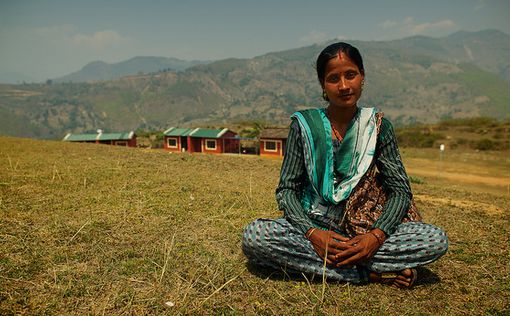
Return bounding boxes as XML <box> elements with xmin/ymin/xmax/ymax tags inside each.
<box><xmin>291</xmin><ymin>107</ymin><xmax>378</xmax><ymax>214</ymax></box>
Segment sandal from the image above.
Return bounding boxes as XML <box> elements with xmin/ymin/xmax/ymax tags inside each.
<box><xmin>370</xmin><ymin>268</ymin><xmax>418</xmax><ymax>288</ymax></box>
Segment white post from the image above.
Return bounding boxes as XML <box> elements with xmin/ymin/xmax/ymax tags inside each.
<box><xmin>438</xmin><ymin>144</ymin><xmax>445</xmax><ymax>177</ymax></box>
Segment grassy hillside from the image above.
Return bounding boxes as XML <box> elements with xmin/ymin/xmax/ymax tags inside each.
<box><xmin>0</xmin><ymin>137</ymin><xmax>509</xmax><ymax>314</ymax></box>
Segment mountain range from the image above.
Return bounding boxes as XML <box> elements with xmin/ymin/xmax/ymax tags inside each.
<box><xmin>53</xmin><ymin>56</ymin><xmax>210</xmax><ymax>83</ymax></box>
<box><xmin>0</xmin><ymin>29</ymin><xmax>509</xmax><ymax>139</ymax></box>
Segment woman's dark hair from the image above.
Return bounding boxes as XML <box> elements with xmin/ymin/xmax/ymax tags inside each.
<box><xmin>316</xmin><ymin>42</ymin><xmax>364</xmax><ymax>84</ymax></box>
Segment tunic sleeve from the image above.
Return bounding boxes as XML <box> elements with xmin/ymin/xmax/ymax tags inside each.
<box><xmin>372</xmin><ymin>118</ymin><xmax>413</xmax><ymax>235</ymax></box>
<box><xmin>275</xmin><ymin>120</ymin><xmax>315</xmax><ymax>234</ymax></box>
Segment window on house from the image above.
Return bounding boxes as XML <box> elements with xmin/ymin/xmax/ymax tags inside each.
<box><xmin>264</xmin><ymin>140</ymin><xmax>277</xmax><ymax>151</ymax></box>
<box><xmin>205</xmin><ymin>139</ymin><xmax>217</xmax><ymax>150</ymax></box>
<box><xmin>115</xmin><ymin>141</ymin><xmax>128</xmax><ymax>146</ymax></box>
<box><xmin>167</xmin><ymin>138</ymin><xmax>178</xmax><ymax>148</ymax></box>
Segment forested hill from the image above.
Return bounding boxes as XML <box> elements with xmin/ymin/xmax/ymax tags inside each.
<box><xmin>0</xmin><ymin>29</ymin><xmax>509</xmax><ymax>139</ymax></box>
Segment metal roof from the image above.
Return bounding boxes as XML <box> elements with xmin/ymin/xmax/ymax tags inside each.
<box><xmin>63</xmin><ymin>133</ymin><xmax>99</xmax><ymax>141</ymax></box>
<box><xmin>98</xmin><ymin>132</ymin><xmax>134</xmax><ymax>140</ymax></box>
<box><xmin>163</xmin><ymin>127</ymin><xmax>235</xmax><ymax>138</ymax></box>
<box><xmin>190</xmin><ymin>128</ymin><xmax>230</xmax><ymax>138</ymax></box>
<box><xmin>260</xmin><ymin>128</ymin><xmax>289</xmax><ymax>139</ymax></box>
<box><xmin>163</xmin><ymin>127</ymin><xmax>195</xmax><ymax>137</ymax></box>
<box><xmin>63</xmin><ymin>131</ymin><xmax>135</xmax><ymax>141</ymax></box>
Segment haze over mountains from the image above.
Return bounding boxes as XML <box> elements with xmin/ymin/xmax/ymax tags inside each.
<box><xmin>53</xmin><ymin>57</ymin><xmax>210</xmax><ymax>83</ymax></box>
<box><xmin>0</xmin><ymin>29</ymin><xmax>509</xmax><ymax>139</ymax></box>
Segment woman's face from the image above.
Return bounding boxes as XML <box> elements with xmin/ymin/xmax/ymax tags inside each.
<box><xmin>322</xmin><ymin>52</ymin><xmax>364</xmax><ymax>109</ymax></box>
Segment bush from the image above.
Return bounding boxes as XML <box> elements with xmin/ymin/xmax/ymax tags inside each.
<box><xmin>409</xmin><ymin>176</ymin><xmax>425</xmax><ymax>184</ymax></box>
<box><xmin>438</xmin><ymin>117</ymin><xmax>497</xmax><ymax>128</ymax></box>
<box><xmin>396</xmin><ymin>129</ymin><xmax>444</xmax><ymax>148</ymax></box>
<box><xmin>474</xmin><ymin>138</ymin><xmax>497</xmax><ymax>151</ymax></box>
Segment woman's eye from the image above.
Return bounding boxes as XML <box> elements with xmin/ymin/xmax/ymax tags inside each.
<box><xmin>345</xmin><ymin>71</ymin><xmax>357</xmax><ymax>80</ymax></box>
<box><xmin>326</xmin><ymin>75</ymin><xmax>339</xmax><ymax>83</ymax></box>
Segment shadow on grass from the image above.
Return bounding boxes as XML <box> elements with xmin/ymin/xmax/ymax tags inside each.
<box><xmin>414</xmin><ymin>266</ymin><xmax>441</xmax><ymax>286</ymax></box>
<box><xmin>246</xmin><ymin>261</ymin><xmax>441</xmax><ymax>286</ymax></box>
<box><xmin>246</xmin><ymin>260</ymin><xmax>325</xmax><ymax>284</ymax></box>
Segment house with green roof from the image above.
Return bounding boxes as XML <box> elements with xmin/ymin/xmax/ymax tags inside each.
<box><xmin>63</xmin><ymin>131</ymin><xmax>137</xmax><ymax>147</ymax></box>
<box><xmin>162</xmin><ymin>128</ymin><xmax>194</xmax><ymax>152</ymax></box>
<box><xmin>163</xmin><ymin>127</ymin><xmax>239</xmax><ymax>154</ymax></box>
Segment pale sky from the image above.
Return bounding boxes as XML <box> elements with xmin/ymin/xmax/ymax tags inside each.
<box><xmin>0</xmin><ymin>0</ymin><xmax>509</xmax><ymax>82</ymax></box>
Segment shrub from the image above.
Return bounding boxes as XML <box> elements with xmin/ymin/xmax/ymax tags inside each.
<box><xmin>396</xmin><ymin>129</ymin><xmax>444</xmax><ymax>148</ymax></box>
<box><xmin>474</xmin><ymin>138</ymin><xmax>497</xmax><ymax>151</ymax></box>
<box><xmin>438</xmin><ymin>117</ymin><xmax>497</xmax><ymax>128</ymax></box>
<box><xmin>409</xmin><ymin>176</ymin><xmax>425</xmax><ymax>184</ymax></box>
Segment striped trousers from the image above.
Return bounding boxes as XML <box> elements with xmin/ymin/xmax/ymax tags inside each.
<box><xmin>242</xmin><ymin>218</ymin><xmax>448</xmax><ymax>284</ymax></box>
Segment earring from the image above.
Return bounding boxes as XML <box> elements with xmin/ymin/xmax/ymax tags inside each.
<box><xmin>361</xmin><ymin>79</ymin><xmax>365</xmax><ymax>91</ymax></box>
<box><xmin>322</xmin><ymin>90</ymin><xmax>329</xmax><ymax>101</ymax></box>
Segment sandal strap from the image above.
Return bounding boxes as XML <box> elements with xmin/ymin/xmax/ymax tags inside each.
<box><xmin>380</xmin><ymin>272</ymin><xmax>398</xmax><ymax>279</ymax></box>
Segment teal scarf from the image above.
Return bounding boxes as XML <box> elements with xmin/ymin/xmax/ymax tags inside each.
<box><xmin>291</xmin><ymin>107</ymin><xmax>378</xmax><ymax>212</ymax></box>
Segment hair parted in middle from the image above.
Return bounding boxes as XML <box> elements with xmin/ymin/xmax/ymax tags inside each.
<box><xmin>315</xmin><ymin>42</ymin><xmax>365</xmax><ymax>85</ymax></box>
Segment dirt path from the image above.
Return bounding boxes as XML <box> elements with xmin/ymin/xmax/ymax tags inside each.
<box><xmin>414</xmin><ymin>194</ymin><xmax>504</xmax><ymax>215</ymax></box>
<box><xmin>406</xmin><ymin>167</ymin><xmax>510</xmax><ymax>187</ymax></box>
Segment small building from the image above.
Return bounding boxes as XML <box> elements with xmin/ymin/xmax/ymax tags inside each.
<box><xmin>63</xmin><ymin>131</ymin><xmax>137</xmax><ymax>147</ymax></box>
<box><xmin>259</xmin><ymin>128</ymin><xmax>289</xmax><ymax>157</ymax></box>
<box><xmin>163</xmin><ymin>128</ymin><xmax>194</xmax><ymax>152</ymax></box>
<box><xmin>164</xmin><ymin>127</ymin><xmax>239</xmax><ymax>154</ymax></box>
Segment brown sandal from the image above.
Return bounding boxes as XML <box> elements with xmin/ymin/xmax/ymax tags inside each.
<box><xmin>371</xmin><ymin>268</ymin><xmax>418</xmax><ymax>288</ymax></box>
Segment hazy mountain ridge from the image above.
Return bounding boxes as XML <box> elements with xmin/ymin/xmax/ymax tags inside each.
<box><xmin>0</xmin><ymin>71</ymin><xmax>38</xmax><ymax>85</ymax></box>
<box><xmin>0</xmin><ymin>29</ymin><xmax>509</xmax><ymax>139</ymax></box>
<box><xmin>54</xmin><ymin>56</ymin><xmax>211</xmax><ymax>83</ymax></box>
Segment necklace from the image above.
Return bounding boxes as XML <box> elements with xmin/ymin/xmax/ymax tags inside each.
<box><xmin>326</xmin><ymin>109</ymin><xmax>343</xmax><ymax>141</ymax></box>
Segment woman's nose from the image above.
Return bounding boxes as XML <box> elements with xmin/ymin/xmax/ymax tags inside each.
<box><xmin>338</xmin><ymin>77</ymin><xmax>348</xmax><ymax>90</ymax></box>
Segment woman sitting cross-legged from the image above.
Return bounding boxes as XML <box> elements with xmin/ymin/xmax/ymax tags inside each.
<box><xmin>242</xmin><ymin>42</ymin><xmax>448</xmax><ymax>288</ymax></box>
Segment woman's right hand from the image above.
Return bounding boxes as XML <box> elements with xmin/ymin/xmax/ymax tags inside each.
<box><xmin>306</xmin><ymin>229</ymin><xmax>351</xmax><ymax>265</ymax></box>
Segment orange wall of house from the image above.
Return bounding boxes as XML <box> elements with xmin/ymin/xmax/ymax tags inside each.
<box><xmin>164</xmin><ymin>133</ymin><xmax>239</xmax><ymax>154</ymax></box>
<box><xmin>202</xmin><ymin>134</ymin><xmax>240</xmax><ymax>154</ymax></box>
<box><xmin>189</xmin><ymin>138</ymin><xmax>202</xmax><ymax>153</ymax></box>
<box><xmin>260</xmin><ymin>139</ymin><xmax>284</xmax><ymax>157</ymax></box>
<box><xmin>96</xmin><ymin>139</ymin><xmax>136</xmax><ymax>147</ymax></box>
<box><xmin>128</xmin><ymin>138</ymin><xmax>137</xmax><ymax>147</ymax></box>
<box><xmin>222</xmin><ymin>132</ymin><xmax>239</xmax><ymax>153</ymax></box>
<box><xmin>164</xmin><ymin>136</ymin><xmax>181</xmax><ymax>152</ymax></box>
<box><xmin>202</xmin><ymin>138</ymin><xmax>222</xmax><ymax>154</ymax></box>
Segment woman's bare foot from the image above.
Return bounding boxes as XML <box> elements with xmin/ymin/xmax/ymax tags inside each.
<box><xmin>369</xmin><ymin>268</ymin><xmax>417</xmax><ymax>288</ymax></box>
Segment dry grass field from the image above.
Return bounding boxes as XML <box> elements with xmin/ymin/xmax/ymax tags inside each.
<box><xmin>1</xmin><ymin>136</ymin><xmax>509</xmax><ymax>315</ymax></box>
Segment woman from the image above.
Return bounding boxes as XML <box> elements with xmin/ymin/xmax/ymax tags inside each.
<box><xmin>242</xmin><ymin>42</ymin><xmax>448</xmax><ymax>288</ymax></box>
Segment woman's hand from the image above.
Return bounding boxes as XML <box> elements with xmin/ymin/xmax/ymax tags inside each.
<box><xmin>306</xmin><ymin>229</ymin><xmax>351</xmax><ymax>265</ymax></box>
<box><xmin>334</xmin><ymin>230</ymin><xmax>385</xmax><ymax>267</ymax></box>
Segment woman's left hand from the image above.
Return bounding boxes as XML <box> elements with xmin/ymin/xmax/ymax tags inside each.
<box><xmin>334</xmin><ymin>232</ymin><xmax>381</xmax><ymax>267</ymax></box>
